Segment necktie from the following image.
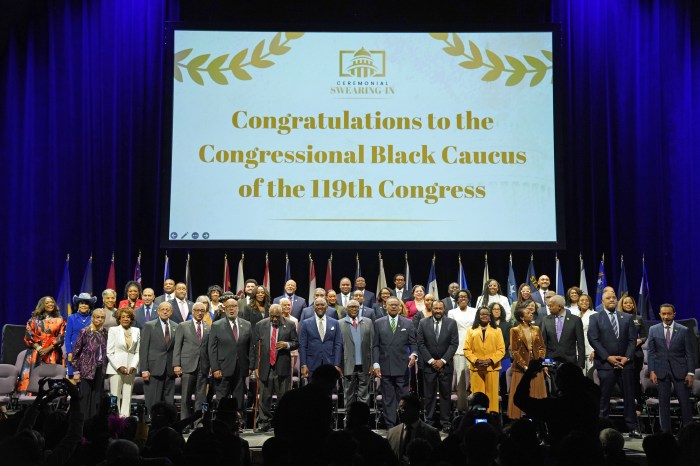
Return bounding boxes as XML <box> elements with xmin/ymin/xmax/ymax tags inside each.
<box><xmin>318</xmin><ymin>318</ymin><xmax>325</xmax><ymax>340</ymax></box>
<box><xmin>434</xmin><ymin>320</ymin><xmax>440</xmax><ymax>339</ymax></box>
<box><xmin>270</xmin><ymin>327</ymin><xmax>277</xmax><ymax>366</ymax></box>
<box><xmin>401</xmin><ymin>423</ymin><xmax>413</xmax><ymax>458</ymax></box>
<box><xmin>179</xmin><ymin>301</ymin><xmax>187</xmax><ymax>320</ymax></box>
<box><xmin>609</xmin><ymin>312</ymin><xmax>619</xmax><ymax>338</ymax></box>
<box><xmin>352</xmin><ymin>317</ymin><xmax>358</xmax><ymax>329</ymax></box>
<box><xmin>196</xmin><ymin>321</ymin><xmax>202</xmax><ymax>344</ymax></box>
<box><xmin>233</xmin><ymin>320</ymin><xmax>239</xmax><ymax>342</ymax></box>
<box><xmin>556</xmin><ymin>315</ymin><xmax>563</xmax><ymax>341</ymax></box>
<box><xmin>145</xmin><ymin>306</ymin><xmax>151</xmax><ymax>320</ymax></box>
<box><xmin>164</xmin><ymin>321</ymin><xmax>170</xmax><ymax>345</ymax></box>
<box><xmin>665</xmin><ymin>326</ymin><xmax>671</xmax><ymax>348</ymax></box>
<box><xmin>391</xmin><ymin>318</ymin><xmax>396</xmax><ymax>334</ymax></box>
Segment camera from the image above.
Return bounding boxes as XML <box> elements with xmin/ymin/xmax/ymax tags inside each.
<box><xmin>202</xmin><ymin>403</ymin><xmax>209</xmax><ymax>413</ymax></box>
<box><xmin>541</xmin><ymin>358</ymin><xmax>557</xmax><ymax>368</ymax></box>
<box><xmin>47</xmin><ymin>379</ymin><xmax>66</xmax><ymax>390</ymax></box>
<box><xmin>474</xmin><ymin>417</ymin><xmax>488</xmax><ymax>424</ymax></box>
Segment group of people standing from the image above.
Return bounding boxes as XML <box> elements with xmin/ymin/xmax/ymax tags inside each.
<box><xmin>15</xmin><ymin>271</ymin><xmax>696</xmax><ymax>439</ymax></box>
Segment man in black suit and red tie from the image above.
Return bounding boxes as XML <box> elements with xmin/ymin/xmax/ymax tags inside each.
<box><xmin>250</xmin><ymin>304</ymin><xmax>298</xmax><ymax>432</ymax></box>
<box><xmin>140</xmin><ymin>302</ymin><xmax>179</xmax><ymax>413</ymax></box>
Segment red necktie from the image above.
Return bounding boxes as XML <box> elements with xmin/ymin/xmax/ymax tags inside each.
<box><xmin>270</xmin><ymin>327</ymin><xmax>277</xmax><ymax>366</ymax></box>
<box><xmin>233</xmin><ymin>320</ymin><xmax>239</xmax><ymax>342</ymax></box>
<box><xmin>164</xmin><ymin>321</ymin><xmax>170</xmax><ymax>346</ymax></box>
<box><xmin>196</xmin><ymin>321</ymin><xmax>202</xmax><ymax>344</ymax></box>
<box><xmin>352</xmin><ymin>318</ymin><xmax>358</xmax><ymax>329</ymax></box>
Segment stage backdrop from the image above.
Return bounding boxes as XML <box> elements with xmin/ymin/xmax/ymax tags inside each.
<box><xmin>1</xmin><ymin>0</ymin><xmax>698</xmax><ymax>327</ymax></box>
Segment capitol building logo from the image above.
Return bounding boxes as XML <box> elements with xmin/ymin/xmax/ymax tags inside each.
<box><xmin>339</xmin><ymin>47</ymin><xmax>386</xmax><ymax>78</ymax></box>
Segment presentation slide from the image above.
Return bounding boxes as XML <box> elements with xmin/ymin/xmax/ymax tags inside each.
<box><xmin>166</xmin><ymin>29</ymin><xmax>557</xmax><ymax>245</ymax></box>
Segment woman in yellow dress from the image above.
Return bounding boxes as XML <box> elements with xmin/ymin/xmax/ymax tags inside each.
<box><xmin>464</xmin><ymin>306</ymin><xmax>505</xmax><ymax>414</ymax></box>
<box><xmin>508</xmin><ymin>302</ymin><xmax>547</xmax><ymax>419</ymax></box>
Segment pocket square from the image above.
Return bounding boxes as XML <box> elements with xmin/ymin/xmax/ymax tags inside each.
<box><xmin>331</xmin><ymin>327</ymin><xmax>335</xmax><ymax>331</ymax></box>
<box><xmin>401</xmin><ymin>328</ymin><xmax>407</xmax><ymax>332</ymax></box>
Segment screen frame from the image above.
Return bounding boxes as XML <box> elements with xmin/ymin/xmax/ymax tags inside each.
<box><xmin>160</xmin><ymin>22</ymin><xmax>566</xmax><ymax>250</ymax></box>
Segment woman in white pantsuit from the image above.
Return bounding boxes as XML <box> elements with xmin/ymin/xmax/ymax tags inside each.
<box><xmin>107</xmin><ymin>307</ymin><xmax>140</xmax><ymax>417</ymax></box>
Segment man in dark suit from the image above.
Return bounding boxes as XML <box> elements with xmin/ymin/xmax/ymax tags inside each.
<box><xmin>540</xmin><ymin>294</ymin><xmax>585</xmax><ymax>370</ymax></box>
<box><xmin>300</xmin><ymin>298</ymin><xmax>343</xmax><ymax>378</ymax></box>
<box><xmin>373</xmin><ymin>296</ymin><xmax>417</xmax><ymax>428</ymax></box>
<box><xmin>354</xmin><ymin>276</ymin><xmax>376</xmax><ymax>306</ymax></box>
<box><xmin>208</xmin><ymin>298</ymin><xmax>252</xmax><ymax>413</ymax></box>
<box><xmin>352</xmin><ymin>289</ymin><xmax>376</xmax><ymax>321</ymax></box>
<box><xmin>140</xmin><ymin>302</ymin><xmax>179</xmax><ymax>413</ymax></box>
<box><xmin>134</xmin><ymin>287</ymin><xmax>158</xmax><ymax>329</ymax></box>
<box><xmin>338</xmin><ymin>277</ymin><xmax>354</xmax><ymax>308</ymax></box>
<box><xmin>237</xmin><ymin>278</ymin><xmax>258</xmax><ymax>318</ymax></box>
<box><xmin>173</xmin><ymin>301</ymin><xmax>210</xmax><ymax>422</ymax></box>
<box><xmin>273</xmin><ymin>279</ymin><xmax>307</xmax><ymax>320</ymax></box>
<box><xmin>299</xmin><ymin>288</ymin><xmax>338</xmax><ymax>321</ymax></box>
<box><xmin>392</xmin><ymin>274</ymin><xmax>412</xmax><ymax>302</ymax></box>
<box><xmin>386</xmin><ymin>394</ymin><xmax>441</xmax><ymax>463</ymax></box>
<box><xmin>169</xmin><ymin>282</ymin><xmax>194</xmax><ymax>323</ymax></box>
<box><xmin>531</xmin><ymin>275</ymin><xmax>551</xmax><ymax>307</ymax></box>
<box><xmin>153</xmin><ymin>279</ymin><xmax>176</xmax><ymax>306</ymax></box>
<box><xmin>646</xmin><ymin>303</ymin><xmax>696</xmax><ymax>433</ymax></box>
<box><xmin>587</xmin><ymin>289</ymin><xmax>640</xmax><ymax>437</ymax></box>
<box><xmin>339</xmin><ymin>299</ymin><xmax>375</xmax><ymax>406</ymax></box>
<box><xmin>416</xmin><ymin>300</ymin><xmax>459</xmax><ymax>432</ymax></box>
<box><xmin>533</xmin><ymin>290</ymin><xmax>554</xmax><ymax>326</ymax></box>
<box><xmin>595</xmin><ymin>286</ymin><xmax>615</xmax><ymax>313</ymax></box>
<box><xmin>250</xmin><ymin>303</ymin><xmax>299</xmax><ymax>432</ymax></box>
<box><xmin>441</xmin><ymin>282</ymin><xmax>460</xmax><ymax>310</ymax></box>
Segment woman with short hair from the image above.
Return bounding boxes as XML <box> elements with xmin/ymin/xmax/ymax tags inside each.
<box><xmin>107</xmin><ymin>306</ymin><xmax>140</xmax><ymax>417</ymax></box>
<box><xmin>73</xmin><ymin>308</ymin><xmax>108</xmax><ymax>417</ymax></box>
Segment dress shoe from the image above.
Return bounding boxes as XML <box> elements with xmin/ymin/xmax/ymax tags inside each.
<box><xmin>627</xmin><ymin>429</ymin><xmax>642</xmax><ymax>439</ymax></box>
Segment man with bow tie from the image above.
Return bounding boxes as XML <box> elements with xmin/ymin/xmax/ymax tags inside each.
<box><xmin>647</xmin><ymin>303</ymin><xmax>696</xmax><ymax>433</ymax></box>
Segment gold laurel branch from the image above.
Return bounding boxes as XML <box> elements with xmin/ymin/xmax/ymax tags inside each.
<box><xmin>174</xmin><ymin>32</ymin><xmax>305</xmax><ymax>85</ymax></box>
<box><xmin>429</xmin><ymin>32</ymin><xmax>552</xmax><ymax>87</ymax></box>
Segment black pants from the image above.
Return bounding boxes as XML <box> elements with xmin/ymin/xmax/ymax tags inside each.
<box><xmin>79</xmin><ymin>365</ymin><xmax>104</xmax><ymax>419</ymax></box>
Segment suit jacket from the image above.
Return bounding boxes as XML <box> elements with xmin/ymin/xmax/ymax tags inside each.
<box><xmin>208</xmin><ymin>318</ymin><xmax>252</xmax><ymax>377</ymax></box>
<box><xmin>373</xmin><ymin>315</ymin><xmax>417</xmax><ymax>376</ymax></box>
<box><xmin>464</xmin><ymin>325</ymin><xmax>506</xmax><ymax>372</ymax></box>
<box><xmin>647</xmin><ymin>322</ymin><xmax>697</xmax><ymax>379</ymax></box>
<box><xmin>107</xmin><ymin>325</ymin><xmax>140</xmax><ymax>375</ymax></box>
<box><xmin>540</xmin><ymin>310</ymin><xmax>585</xmax><ymax>368</ymax></box>
<box><xmin>360</xmin><ymin>306</ymin><xmax>376</xmax><ymax>321</ymax></box>
<box><xmin>392</xmin><ymin>289</ymin><xmax>412</xmax><ymax>302</ymax></box>
<box><xmin>531</xmin><ymin>289</ymin><xmax>548</xmax><ymax>307</ymax></box>
<box><xmin>173</xmin><ymin>319</ymin><xmax>210</xmax><ymax>373</ymax></box>
<box><xmin>153</xmin><ymin>293</ymin><xmax>174</xmax><ymax>307</ymax></box>
<box><xmin>299</xmin><ymin>315</ymin><xmax>343</xmax><ymax>371</ymax></box>
<box><xmin>339</xmin><ymin>315</ymin><xmax>375</xmax><ymax>374</ymax></box>
<box><xmin>510</xmin><ymin>325</ymin><xmax>545</xmax><ymax>372</ymax></box>
<box><xmin>139</xmin><ymin>319</ymin><xmax>178</xmax><ymax>377</ymax></box>
<box><xmin>168</xmin><ymin>298</ymin><xmax>194</xmax><ymax>323</ymax></box>
<box><xmin>273</xmin><ymin>294</ymin><xmax>307</xmax><ymax>320</ymax></box>
<box><xmin>134</xmin><ymin>304</ymin><xmax>158</xmax><ymax>329</ymax></box>
<box><xmin>417</xmin><ymin>316</ymin><xmax>459</xmax><ymax>370</ymax></box>
<box><xmin>373</xmin><ymin>303</ymin><xmax>388</xmax><ymax>319</ymax></box>
<box><xmin>299</xmin><ymin>306</ymin><xmax>338</xmax><ymax>322</ymax></box>
<box><xmin>587</xmin><ymin>309</ymin><xmax>636</xmax><ymax>371</ymax></box>
<box><xmin>386</xmin><ymin>421</ymin><xmax>441</xmax><ymax>457</ymax></box>
<box><xmin>250</xmin><ymin>317</ymin><xmax>299</xmax><ymax>382</ymax></box>
<box><xmin>441</xmin><ymin>296</ymin><xmax>457</xmax><ymax>311</ymax></box>
<box><xmin>359</xmin><ymin>289</ymin><xmax>376</xmax><ymax>306</ymax></box>
<box><xmin>242</xmin><ymin>306</ymin><xmax>269</xmax><ymax>328</ymax></box>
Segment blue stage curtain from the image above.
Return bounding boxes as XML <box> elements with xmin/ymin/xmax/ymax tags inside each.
<box><xmin>1</xmin><ymin>1</ymin><xmax>698</xmax><ymax>326</ymax></box>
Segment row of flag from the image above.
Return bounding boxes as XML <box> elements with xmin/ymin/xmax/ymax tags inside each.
<box><xmin>54</xmin><ymin>251</ymin><xmax>654</xmax><ymax>319</ymax></box>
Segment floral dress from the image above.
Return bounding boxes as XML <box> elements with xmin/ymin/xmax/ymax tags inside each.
<box><xmin>17</xmin><ymin>315</ymin><xmax>66</xmax><ymax>393</ymax></box>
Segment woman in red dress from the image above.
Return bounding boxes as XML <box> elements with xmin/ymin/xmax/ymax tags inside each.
<box><xmin>17</xmin><ymin>296</ymin><xmax>66</xmax><ymax>393</ymax></box>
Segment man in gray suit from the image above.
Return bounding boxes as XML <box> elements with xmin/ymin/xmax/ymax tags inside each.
<box><xmin>249</xmin><ymin>304</ymin><xmax>298</xmax><ymax>432</ymax></box>
<box><xmin>339</xmin><ymin>299</ymin><xmax>375</xmax><ymax>407</ymax></box>
<box><xmin>140</xmin><ymin>302</ymin><xmax>179</xmax><ymax>413</ymax></box>
<box><xmin>134</xmin><ymin>287</ymin><xmax>158</xmax><ymax>329</ymax></box>
<box><xmin>417</xmin><ymin>300</ymin><xmax>459</xmax><ymax>432</ymax></box>
<box><xmin>208</xmin><ymin>298</ymin><xmax>252</xmax><ymax>413</ymax></box>
<box><xmin>173</xmin><ymin>301</ymin><xmax>210</xmax><ymax>421</ymax></box>
<box><xmin>153</xmin><ymin>279</ymin><xmax>176</xmax><ymax>306</ymax></box>
<box><xmin>169</xmin><ymin>282</ymin><xmax>194</xmax><ymax>323</ymax></box>
<box><xmin>373</xmin><ymin>297</ymin><xmax>417</xmax><ymax>428</ymax></box>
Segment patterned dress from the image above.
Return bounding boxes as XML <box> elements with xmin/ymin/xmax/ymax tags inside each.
<box><xmin>17</xmin><ymin>315</ymin><xmax>66</xmax><ymax>393</ymax></box>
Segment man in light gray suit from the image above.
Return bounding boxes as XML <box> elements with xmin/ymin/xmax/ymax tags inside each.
<box><xmin>339</xmin><ymin>299</ymin><xmax>375</xmax><ymax>407</ymax></box>
<box><xmin>208</xmin><ymin>298</ymin><xmax>252</xmax><ymax>413</ymax></box>
<box><xmin>173</xmin><ymin>301</ymin><xmax>210</xmax><ymax>421</ymax></box>
<box><xmin>249</xmin><ymin>304</ymin><xmax>298</xmax><ymax>432</ymax></box>
<box><xmin>373</xmin><ymin>297</ymin><xmax>417</xmax><ymax>428</ymax></box>
<box><xmin>140</xmin><ymin>302</ymin><xmax>179</xmax><ymax>414</ymax></box>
